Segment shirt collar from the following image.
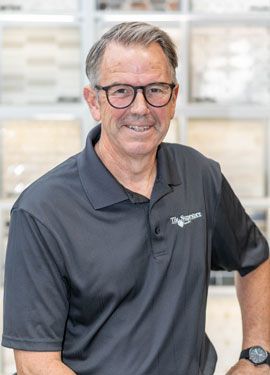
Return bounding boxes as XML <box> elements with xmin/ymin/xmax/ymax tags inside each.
<box><xmin>77</xmin><ymin>124</ymin><xmax>182</xmax><ymax>209</ymax></box>
<box><xmin>156</xmin><ymin>142</ymin><xmax>182</xmax><ymax>187</ymax></box>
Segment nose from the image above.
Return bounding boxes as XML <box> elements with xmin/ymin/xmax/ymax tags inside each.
<box><xmin>129</xmin><ymin>89</ymin><xmax>150</xmax><ymax>115</ymax></box>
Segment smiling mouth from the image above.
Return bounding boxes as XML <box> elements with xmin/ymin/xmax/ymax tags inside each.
<box><xmin>126</xmin><ymin>125</ymin><xmax>152</xmax><ymax>132</ymax></box>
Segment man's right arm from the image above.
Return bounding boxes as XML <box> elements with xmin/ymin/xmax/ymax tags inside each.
<box><xmin>14</xmin><ymin>350</ymin><xmax>76</xmax><ymax>375</ymax></box>
<box><xmin>3</xmin><ymin>209</ymin><xmax>72</xmax><ymax>373</ymax></box>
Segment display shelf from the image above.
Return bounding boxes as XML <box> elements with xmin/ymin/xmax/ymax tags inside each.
<box><xmin>179</xmin><ymin>104</ymin><xmax>270</xmax><ymax>119</ymax></box>
<box><xmin>95</xmin><ymin>0</ymin><xmax>270</xmax><ymax>14</ymax></box>
<box><xmin>188</xmin><ymin>119</ymin><xmax>266</xmax><ymax>198</ymax></box>
<box><xmin>191</xmin><ymin>0</ymin><xmax>270</xmax><ymax>13</ymax></box>
<box><xmin>96</xmin><ymin>0</ymin><xmax>180</xmax><ymax>11</ymax></box>
<box><xmin>0</xmin><ymin>119</ymin><xmax>82</xmax><ymax>199</ymax></box>
<box><xmin>0</xmin><ymin>0</ymin><xmax>79</xmax><ymax>13</ymax></box>
<box><xmin>0</xmin><ymin>4</ymin><xmax>89</xmax><ymax>373</ymax></box>
<box><xmin>190</xmin><ymin>25</ymin><xmax>270</xmax><ymax>105</ymax></box>
<box><xmin>0</xmin><ymin>104</ymin><xmax>86</xmax><ymax>118</ymax></box>
<box><xmin>210</xmin><ymin>271</ymin><xmax>234</xmax><ymax>286</ymax></box>
<box><xmin>188</xmin><ymin>13</ymin><xmax>270</xmax><ymax>23</ymax></box>
<box><xmin>93</xmin><ymin>10</ymin><xmax>270</xmax><ymax>23</ymax></box>
<box><xmin>1</xmin><ymin>26</ymin><xmax>81</xmax><ymax>105</ymax></box>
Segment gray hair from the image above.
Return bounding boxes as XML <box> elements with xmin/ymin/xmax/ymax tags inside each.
<box><xmin>85</xmin><ymin>22</ymin><xmax>178</xmax><ymax>86</ymax></box>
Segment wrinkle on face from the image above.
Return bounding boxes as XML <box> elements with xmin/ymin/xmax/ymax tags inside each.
<box><xmin>100</xmin><ymin>42</ymin><xmax>172</xmax><ymax>86</ymax></box>
<box><xmin>89</xmin><ymin>42</ymin><xmax>178</xmax><ymax>161</ymax></box>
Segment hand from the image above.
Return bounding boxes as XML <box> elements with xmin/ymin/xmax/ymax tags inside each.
<box><xmin>226</xmin><ymin>359</ymin><xmax>270</xmax><ymax>374</ymax></box>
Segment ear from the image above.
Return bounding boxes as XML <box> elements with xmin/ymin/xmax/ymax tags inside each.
<box><xmin>170</xmin><ymin>84</ymin><xmax>179</xmax><ymax>119</ymax></box>
<box><xmin>83</xmin><ymin>85</ymin><xmax>101</xmax><ymax>121</ymax></box>
<box><xmin>172</xmin><ymin>84</ymin><xmax>179</xmax><ymax>103</ymax></box>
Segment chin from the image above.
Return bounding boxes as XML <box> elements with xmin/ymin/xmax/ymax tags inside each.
<box><xmin>123</xmin><ymin>143</ymin><xmax>158</xmax><ymax>158</ymax></box>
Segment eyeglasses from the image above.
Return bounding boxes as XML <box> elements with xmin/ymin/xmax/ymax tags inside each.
<box><xmin>95</xmin><ymin>82</ymin><xmax>176</xmax><ymax>109</ymax></box>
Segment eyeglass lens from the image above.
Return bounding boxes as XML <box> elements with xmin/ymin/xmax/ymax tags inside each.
<box><xmin>106</xmin><ymin>83</ymin><xmax>173</xmax><ymax>108</ymax></box>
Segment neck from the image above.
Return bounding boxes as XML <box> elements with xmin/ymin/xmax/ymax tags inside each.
<box><xmin>95</xmin><ymin>141</ymin><xmax>157</xmax><ymax>199</ymax></box>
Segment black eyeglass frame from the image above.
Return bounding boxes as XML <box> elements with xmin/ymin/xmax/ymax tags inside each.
<box><xmin>95</xmin><ymin>82</ymin><xmax>176</xmax><ymax>109</ymax></box>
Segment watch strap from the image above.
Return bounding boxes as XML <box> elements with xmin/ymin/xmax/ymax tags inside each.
<box><xmin>240</xmin><ymin>348</ymin><xmax>249</xmax><ymax>360</ymax></box>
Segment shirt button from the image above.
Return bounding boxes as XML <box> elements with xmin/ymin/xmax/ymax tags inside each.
<box><xmin>155</xmin><ymin>226</ymin><xmax>161</xmax><ymax>235</ymax></box>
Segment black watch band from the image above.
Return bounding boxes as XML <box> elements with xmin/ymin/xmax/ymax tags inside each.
<box><xmin>240</xmin><ymin>346</ymin><xmax>270</xmax><ymax>366</ymax></box>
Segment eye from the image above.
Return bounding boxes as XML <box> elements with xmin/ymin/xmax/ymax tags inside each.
<box><xmin>147</xmin><ymin>85</ymin><xmax>168</xmax><ymax>95</ymax></box>
<box><xmin>110</xmin><ymin>86</ymin><xmax>133</xmax><ymax>96</ymax></box>
<box><xmin>149</xmin><ymin>86</ymin><xmax>163</xmax><ymax>93</ymax></box>
<box><xmin>115</xmin><ymin>88</ymin><xmax>128</xmax><ymax>94</ymax></box>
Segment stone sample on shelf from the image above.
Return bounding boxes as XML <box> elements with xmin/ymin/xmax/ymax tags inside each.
<box><xmin>0</xmin><ymin>0</ymin><xmax>78</xmax><ymax>12</ymax></box>
<box><xmin>191</xmin><ymin>0</ymin><xmax>270</xmax><ymax>13</ymax></box>
<box><xmin>188</xmin><ymin>119</ymin><xmax>265</xmax><ymax>198</ymax></box>
<box><xmin>96</xmin><ymin>0</ymin><xmax>180</xmax><ymax>11</ymax></box>
<box><xmin>1</xmin><ymin>27</ymin><xmax>81</xmax><ymax>105</ymax></box>
<box><xmin>0</xmin><ymin>120</ymin><xmax>82</xmax><ymax>198</ymax></box>
<box><xmin>191</xmin><ymin>27</ymin><xmax>270</xmax><ymax>105</ymax></box>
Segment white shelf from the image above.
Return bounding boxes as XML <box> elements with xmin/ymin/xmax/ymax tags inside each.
<box><xmin>179</xmin><ymin>104</ymin><xmax>270</xmax><ymax>119</ymax></box>
<box><xmin>94</xmin><ymin>10</ymin><xmax>270</xmax><ymax>23</ymax></box>
<box><xmin>0</xmin><ymin>104</ymin><xmax>86</xmax><ymax>118</ymax></box>
<box><xmin>0</xmin><ymin>14</ymin><xmax>80</xmax><ymax>24</ymax></box>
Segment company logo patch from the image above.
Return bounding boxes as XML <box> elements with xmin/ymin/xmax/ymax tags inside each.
<box><xmin>170</xmin><ymin>212</ymin><xmax>202</xmax><ymax>228</ymax></box>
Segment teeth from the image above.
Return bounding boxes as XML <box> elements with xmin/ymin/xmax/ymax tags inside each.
<box><xmin>127</xmin><ymin>126</ymin><xmax>150</xmax><ymax>132</ymax></box>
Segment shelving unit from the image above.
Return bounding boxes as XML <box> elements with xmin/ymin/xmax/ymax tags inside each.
<box><xmin>0</xmin><ymin>1</ymin><xmax>91</xmax><ymax>373</ymax></box>
<box><xmin>0</xmin><ymin>0</ymin><xmax>269</xmax><ymax>372</ymax></box>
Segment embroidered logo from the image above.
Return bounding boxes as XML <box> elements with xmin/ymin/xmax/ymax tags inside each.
<box><xmin>170</xmin><ymin>212</ymin><xmax>202</xmax><ymax>228</ymax></box>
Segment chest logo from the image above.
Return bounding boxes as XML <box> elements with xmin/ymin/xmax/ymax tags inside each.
<box><xmin>170</xmin><ymin>212</ymin><xmax>202</xmax><ymax>228</ymax></box>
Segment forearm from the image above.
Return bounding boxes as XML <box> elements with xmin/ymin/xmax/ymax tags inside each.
<box><xmin>235</xmin><ymin>258</ymin><xmax>270</xmax><ymax>350</ymax></box>
<box><xmin>16</xmin><ymin>361</ymin><xmax>76</xmax><ymax>375</ymax></box>
<box><xmin>15</xmin><ymin>350</ymin><xmax>76</xmax><ymax>375</ymax></box>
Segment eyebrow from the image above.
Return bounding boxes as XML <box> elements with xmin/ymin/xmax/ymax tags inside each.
<box><xmin>100</xmin><ymin>82</ymin><xmax>170</xmax><ymax>86</ymax></box>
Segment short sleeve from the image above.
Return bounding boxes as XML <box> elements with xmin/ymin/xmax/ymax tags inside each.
<box><xmin>2</xmin><ymin>208</ymin><xmax>70</xmax><ymax>351</ymax></box>
<box><xmin>211</xmin><ymin>176</ymin><xmax>269</xmax><ymax>276</ymax></box>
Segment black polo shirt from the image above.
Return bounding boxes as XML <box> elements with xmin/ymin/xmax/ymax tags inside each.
<box><xmin>2</xmin><ymin>125</ymin><xmax>269</xmax><ymax>375</ymax></box>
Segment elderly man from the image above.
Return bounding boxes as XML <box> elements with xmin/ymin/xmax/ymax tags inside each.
<box><xmin>2</xmin><ymin>22</ymin><xmax>270</xmax><ymax>375</ymax></box>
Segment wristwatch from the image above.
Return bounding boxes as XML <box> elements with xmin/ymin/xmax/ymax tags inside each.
<box><xmin>240</xmin><ymin>346</ymin><xmax>270</xmax><ymax>366</ymax></box>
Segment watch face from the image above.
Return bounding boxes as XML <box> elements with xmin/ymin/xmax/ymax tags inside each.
<box><xmin>249</xmin><ymin>346</ymin><xmax>268</xmax><ymax>364</ymax></box>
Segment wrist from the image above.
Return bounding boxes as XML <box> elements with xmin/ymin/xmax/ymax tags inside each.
<box><xmin>240</xmin><ymin>346</ymin><xmax>270</xmax><ymax>366</ymax></box>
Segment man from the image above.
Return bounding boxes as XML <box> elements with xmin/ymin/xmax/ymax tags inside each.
<box><xmin>2</xmin><ymin>22</ymin><xmax>270</xmax><ymax>375</ymax></box>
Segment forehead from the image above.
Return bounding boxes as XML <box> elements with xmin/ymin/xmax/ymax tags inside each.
<box><xmin>99</xmin><ymin>42</ymin><xmax>171</xmax><ymax>83</ymax></box>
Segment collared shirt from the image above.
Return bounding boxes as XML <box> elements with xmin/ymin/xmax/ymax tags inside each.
<box><xmin>2</xmin><ymin>124</ymin><xmax>269</xmax><ymax>375</ymax></box>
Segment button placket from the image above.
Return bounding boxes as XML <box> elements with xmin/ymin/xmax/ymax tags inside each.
<box><xmin>148</xmin><ymin>179</ymin><xmax>175</xmax><ymax>257</ymax></box>
<box><xmin>149</xmin><ymin>206</ymin><xmax>167</xmax><ymax>257</ymax></box>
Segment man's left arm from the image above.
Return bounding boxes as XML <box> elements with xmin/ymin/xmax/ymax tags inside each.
<box><xmin>227</xmin><ymin>258</ymin><xmax>270</xmax><ymax>374</ymax></box>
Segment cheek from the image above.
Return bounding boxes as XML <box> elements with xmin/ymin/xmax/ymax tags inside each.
<box><xmin>156</xmin><ymin>109</ymin><xmax>173</xmax><ymax>127</ymax></box>
<box><xmin>100</xmin><ymin>106</ymin><xmax>126</xmax><ymax>129</ymax></box>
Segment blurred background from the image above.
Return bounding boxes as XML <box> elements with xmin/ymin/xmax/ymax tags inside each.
<box><xmin>0</xmin><ymin>0</ymin><xmax>269</xmax><ymax>373</ymax></box>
